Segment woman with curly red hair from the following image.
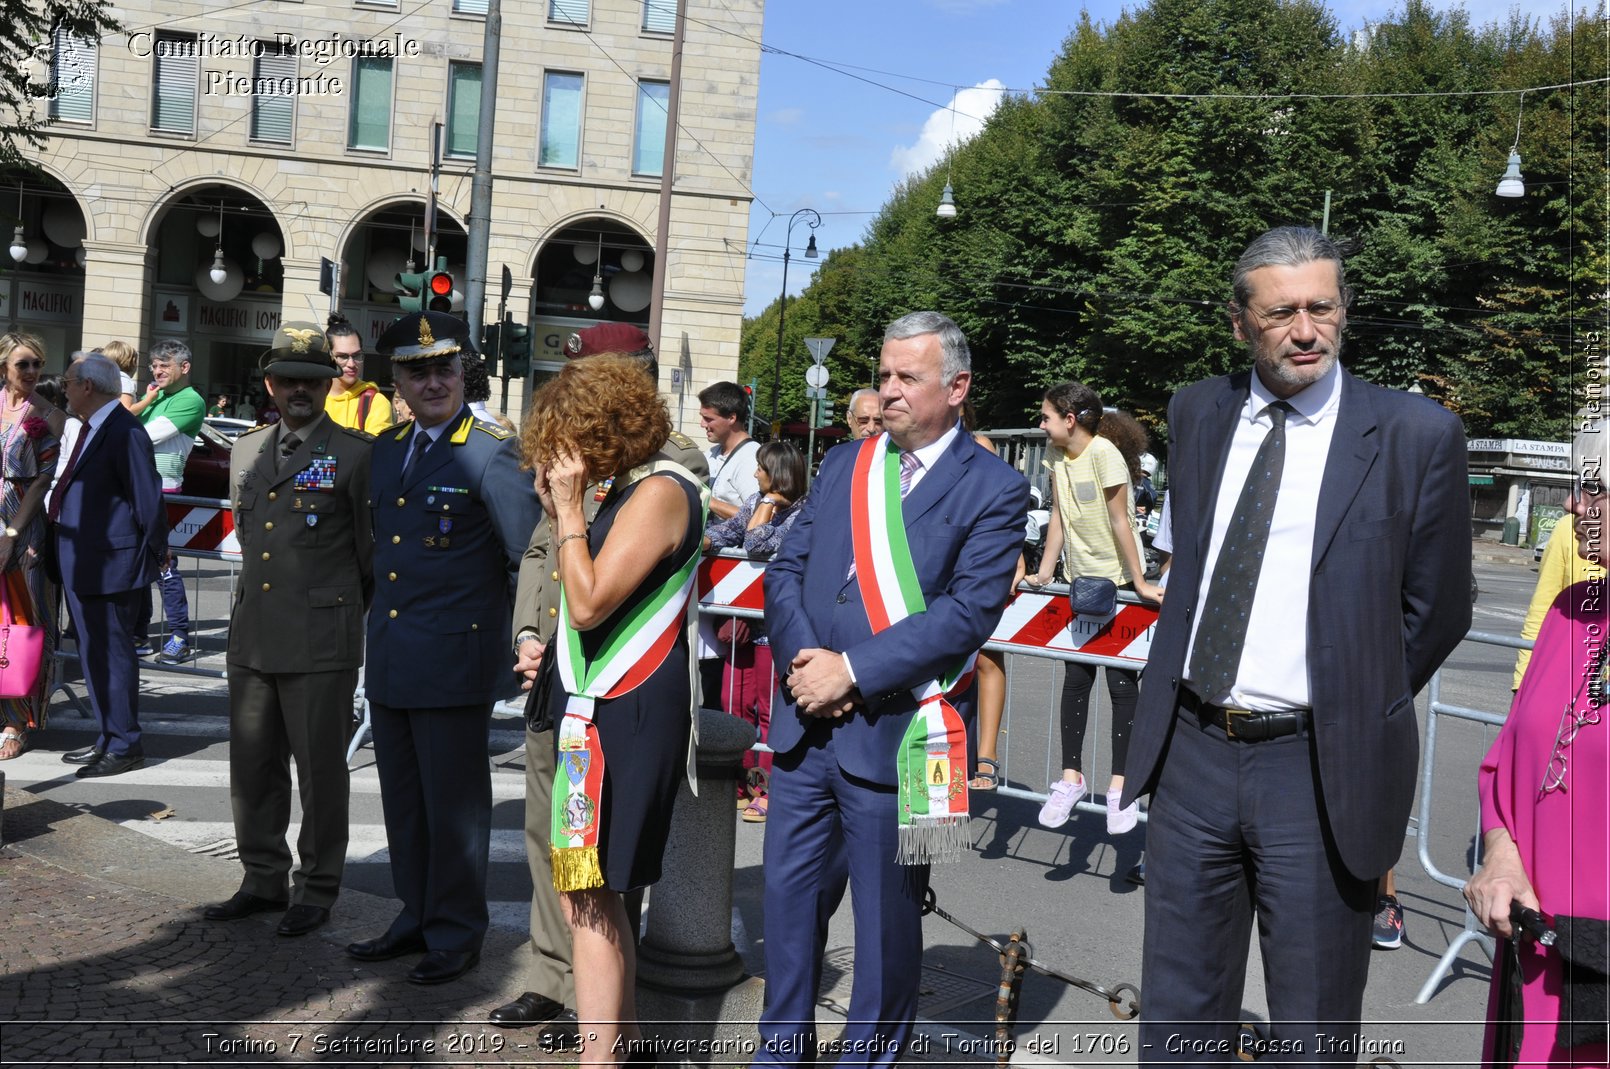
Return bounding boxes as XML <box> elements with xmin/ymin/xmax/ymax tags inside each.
<box><xmin>521</xmin><ymin>355</ymin><xmax>705</xmax><ymax>1066</ymax></box>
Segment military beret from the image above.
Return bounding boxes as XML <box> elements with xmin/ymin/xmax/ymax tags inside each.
<box><xmin>565</xmin><ymin>322</ymin><xmax>652</xmax><ymax>359</ymax></box>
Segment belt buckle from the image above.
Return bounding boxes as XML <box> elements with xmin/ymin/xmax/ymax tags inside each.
<box><xmin>1222</xmin><ymin>707</ymin><xmax>1255</xmax><ymax>739</ymax></box>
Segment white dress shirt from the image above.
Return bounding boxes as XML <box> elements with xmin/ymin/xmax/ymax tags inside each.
<box><xmin>1184</xmin><ymin>362</ymin><xmax>1343</xmax><ymax>710</ymax></box>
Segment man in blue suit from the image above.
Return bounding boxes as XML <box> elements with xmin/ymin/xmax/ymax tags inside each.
<box><xmin>1121</xmin><ymin>228</ymin><xmax>1471</xmax><ymax>1062</ymax></box>
<box><xmin>758</xmin><ymin>311</ymin><xmax>1027</xmax><ymax>1067</ymax></box>
<box><xmin>344</xmin><ymin>311</ymin><xmax>542</xmax><ymax>987</ymax></box>
<box><xmin>49</xmin><ymin>353</ymin><xmax>165</xmax><ymax>778</ymax></box>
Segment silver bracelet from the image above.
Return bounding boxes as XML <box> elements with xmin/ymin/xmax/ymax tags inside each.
<box><xmin>555</xmin><ymin>532</ymin><xmax>587</xmax><ymax>553</ymax></box>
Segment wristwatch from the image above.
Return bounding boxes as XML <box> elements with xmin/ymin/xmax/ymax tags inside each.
<box><xmin>3</xmin><ymin>526</ymin><xmax>16</xmax><ymax>538</ymax></box>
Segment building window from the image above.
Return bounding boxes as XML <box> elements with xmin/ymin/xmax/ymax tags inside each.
<box><xmin>150</xmin><ymin>32</ymin><xmax>198</xmax><ymax>135</ymax></box>
<box><xmin>250</xmin><ymin>42</ymin><xmax>296</xmax><ymax>144</ymax></box>
<box><xmin>348</xmin><ymin>56</ymin><xmax>393</xmax><ymax>152</ymax></box>
<box><xmin>549</xmin><ymin>0</ymin><xmax>588</xmax><ymax>26</ymax></box>
<box><xmin>643</xmin><ymin>0</ymin><xmax>676</xmax><ymax>33</ymax></box>
<box><xmin>538</xmin><ymin>71</ymin><xmax>583</xmax><ymax>169</ymax></box>
<box><xmin>445</xmin><ymin>62</ymin><xmax>481</xmax><ymax>158</ymax></box>
<box><xmin>49</xmin><ymin>28</ymin><xmax>96</xmax><ymax>123</ymax></box>
<box><xmin>454</xmin><ymin>0</ymin><xmax>488</xmax><ymax>12</ymax></box>
<box><xmin>632</xmin><ymin>80</ymin><xmax>670</xmax><ymax>177</ymax></box>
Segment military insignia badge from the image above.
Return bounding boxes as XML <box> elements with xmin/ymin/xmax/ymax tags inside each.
<box><xmin>593</xmin><ymin>476</ymin><xmax>614</xmax><ymax>503</ymax></box>
<box><xmin>439</xmin><ymin>518</ymin><xmax>452</xmax><ymax>535</ymax></box>
<box><xmin>294</xmin><ymin>456</ymin><xmax>338</xmax><ymax>492</ymax></box>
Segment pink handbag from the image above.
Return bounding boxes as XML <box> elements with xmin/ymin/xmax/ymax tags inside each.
<box><xmin>0</xmin><ymin>579</ymin><xmax>46</xmax><ymax>699</ymax></box>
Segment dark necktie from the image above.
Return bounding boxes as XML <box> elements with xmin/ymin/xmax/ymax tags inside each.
<box><xmin>402</xmin><ymin>431</ymin><xmax>430</xmax><ymax>483</ymax></box>
<box><xmin>47</xmin><ymin>424</ymin><xmax>90</xmax><ymax>523</ymax></box>
<box><xmin>1188</xmin><ymin>401</ymin><xmax>1293</xmax><ymax>699</ymax></box>
<box><xmin>277</xmin><ymin>432</ymin><xmax>301</xmax><ymax>476</ymax></box>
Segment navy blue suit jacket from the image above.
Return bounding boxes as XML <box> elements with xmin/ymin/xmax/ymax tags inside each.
<box><xmin>764</xmin><ymin>429</ymin><xmax>1029</xmax><ymax>786</ymax></box>
<box><xmin>366</xmin><ymin>407</ymin><xmax>542</xmax><ymax>709</ymax></box>
<box><xmin>1121</xmin><ymin>368</ymin><xmax>1471</xmax><ymax>879</ymax></box>
<box><xmin>52</xmin><ymin>403</ymin><xmax>165</xmax><ymax>596</ymax></box>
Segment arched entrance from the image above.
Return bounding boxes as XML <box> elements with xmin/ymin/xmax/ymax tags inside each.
<box><xmin>529</xmin><ymin>218</ymin><xmax>654</xmax><ymax>388</ymax></box>
<box><xmin>2</xmin><ymin>166</ymin><xmax>89</xmax><ymax>365</ymax></box>
<box><xmin>146</xmin><ymin>184</ymin><xmax>288</xmax><ymax>406</ymax></box>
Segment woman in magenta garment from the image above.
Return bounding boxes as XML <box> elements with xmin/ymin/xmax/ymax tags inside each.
<box><xmin>1466</xmin><ymin>422</ymin><xmax>1609</xmax><ymax>1069</ymax></box>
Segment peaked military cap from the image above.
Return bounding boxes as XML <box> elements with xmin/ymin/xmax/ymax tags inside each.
<box><xmin>376</xmin><ymin>311</ymin><xmax>476</xmax><ymax>363</ymax></box>
<box><xmin>261</xmin><ymin>322</ymin><xmax>339</xmax><ymax>378</ymax></box>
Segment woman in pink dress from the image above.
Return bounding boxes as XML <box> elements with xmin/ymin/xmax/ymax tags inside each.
<box><xmin>1466</xmin><ymin>421</ymin><xmax>1609</xmax><ymax>1068</ymax></box>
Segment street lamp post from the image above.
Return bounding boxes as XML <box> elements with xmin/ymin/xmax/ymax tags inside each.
<box><xmin>770</xmin><ymin>208</ymin><xmax>820</xmax><ymax>437</ymax></box>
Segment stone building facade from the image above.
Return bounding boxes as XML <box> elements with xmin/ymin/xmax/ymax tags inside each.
<box><xmin>9</xmin><ymin>0</ymin><xmax>761</xmax><ymax>430</ymax></box>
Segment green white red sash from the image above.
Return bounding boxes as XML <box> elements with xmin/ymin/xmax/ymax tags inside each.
<box><xmin>551</xmin><ymin>465</ymin><xmax>705</xmax><ymax>892</ymax></box>
<box><xmin>850</xmin><ymin>434</ymin><xmax>974</xmax><ymax>865</ymax></box>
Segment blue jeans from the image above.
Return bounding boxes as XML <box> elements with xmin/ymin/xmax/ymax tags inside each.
<box><xmin>136</xmin><ymin>553</ymin><xmax>189</xmax><ymax>640</ymax></box>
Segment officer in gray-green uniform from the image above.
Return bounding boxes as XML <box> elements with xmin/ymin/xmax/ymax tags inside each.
<box><xmin>203</xmin><ymin>324</ymin><xmax>374</xmax><ymax>939</ymax></box>
<box><xmin>488</xmin><ymin>322</ymin><xmax>710</xmax><ymax>1028</ymax></box>
<box><xmin>348</xmin><ymin>310</ymin><xmax>542</xmax><ymax>988</ymax></box>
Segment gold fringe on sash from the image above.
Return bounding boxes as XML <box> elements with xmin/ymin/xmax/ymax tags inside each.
<box><xmin>551</xmin><ymin>844</ymin><xmax>606</xmax><ymax>892</ymax></box>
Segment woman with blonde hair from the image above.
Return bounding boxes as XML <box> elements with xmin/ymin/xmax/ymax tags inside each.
<box><xmin>0</xmin><ymin>332</ymin><xmax>67</xmax><ymax>760</ymax></box>
<box><xmin>96</xmin><ymin>340</ymin><xmax>141</xmax><ymax>411</ymax></box>
<box><xmin>521</xmin><ymin>355</ymin><xmax>704</xmax><ymax>1065</ymax></box>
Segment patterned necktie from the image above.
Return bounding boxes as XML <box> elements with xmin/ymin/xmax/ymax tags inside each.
<box><xmin>1188</xmin><ymin>401</ymin><xmax>1293</xmax><ymax>699</ymax></box>
<box><xmin>276</xmin><ymin>432</ymin><xmax>301</xmax><ymax>476</ymax></box>
<box><xmin>401</xmin><ymin>430</ymin><xmax>430</xmax><ymax>483</ymax></box>
<box><xmin>899</xmin><ymin>448</ymin><xmax>922</xmax><ymax>499</ymax></box>
<box><xmin>47</xmin><ymin>425</ymin><xmax>89</xmax><ymax>523</ymax></box>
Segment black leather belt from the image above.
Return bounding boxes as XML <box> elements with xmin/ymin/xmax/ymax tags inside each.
<box><xmin>1179</xmin><ymin>689</ymin><xmax>1311</xmax><ymax>742</ymax></box>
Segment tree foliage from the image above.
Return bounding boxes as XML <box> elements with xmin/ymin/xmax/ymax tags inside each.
<box><xmin>741</xmin><ymin>0</ymin><xmax>1608</xmax><ymax>442</ymax></box>
<box><xmin>2</xmin><ymin>1</ymin><xmax>121</xmax><ymax>169</ymax></box>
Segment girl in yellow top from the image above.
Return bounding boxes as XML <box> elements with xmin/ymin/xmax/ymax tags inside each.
<box><xmin>324</xmin><ymin>314</ymin><xmax>394</xmax><ymax>434</ymax></box>
<box><xmin>1027</xmin><ymin>382</ymin><xmax>1161</xmax><ymax>835</ymax></box>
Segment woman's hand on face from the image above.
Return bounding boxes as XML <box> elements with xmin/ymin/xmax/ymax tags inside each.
<box><xmin>547</xmin><ymin>452</ymin><xmax>589</xmax><ymax>513</ymax></box>
<box><xmin>532</xmin><ymin>464</ymin><xmax>557</xmax><ymax>519</ymax></box>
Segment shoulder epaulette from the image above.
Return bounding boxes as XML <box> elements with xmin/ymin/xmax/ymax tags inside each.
<box><xmin>392</xmin><ymin>422</ymin><xmax>414</xmax><ymax>442</ymax></box>
<box><xmin>472</xmin><ymin>417</ymin><xmax>514</xmax><ymax>440</ymax></box>
<box><xmin>667</xmin><ymin>430</ymin><xmax>697</xmax><ymax>450</ymax></box>
<box><xmin>239</xmin><ymin>423</ymin><xmax>273</xmax><ymax>440</ymax></box>
<box><xmin>338</xmin><ymin>425</ymin><xmax>376</xmax><ymax>442</ymax></box>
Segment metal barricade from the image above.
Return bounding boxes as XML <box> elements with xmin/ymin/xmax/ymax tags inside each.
<box><xmin>1411</xmin><ymin>629</ymin><xmax>1527</xmax><ymax>1004</ymax></box>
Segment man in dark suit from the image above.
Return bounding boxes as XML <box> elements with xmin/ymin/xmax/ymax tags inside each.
<box><xmin>345</xmin><ymin>311</ymin><xmax>541</xmax><ymax>986</ymax></box>
<box><xmin>202</xmin><ymin>324</ymin><xmax>374</xmax><ymax>938</ymax></box>
<box><xmin>1121</xmin><ymin>227</ymin><xmax>1471</xmax><ymax>1062</ymax></box>
<box><xmin>757</xmin><ymin>311</ymin><xmax>1027</xmax><ymax>1067</ymax></box>
<box><xmin>49</xmin><ymin>353</ymin><xmax>165</xmax><ymax>778</ymax></box>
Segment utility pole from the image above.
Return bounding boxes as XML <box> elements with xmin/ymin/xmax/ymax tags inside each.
<box><xmin>464</xmin><ymin>0</ymin><xmax>503</xmax><ymax>340</ymax></box>
<box><xmin>647</xmin><ymin>0</ymin><xmax>686</xmax><ymax>364</ymax></box>
<box><xmin>425</xmin><ymin>121</ymin><xmax>443</xmax><ymax>269</ymax></box>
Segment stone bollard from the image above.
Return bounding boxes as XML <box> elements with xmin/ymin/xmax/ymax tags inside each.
<box><xmin>636</xmin><ymin>706</ymin><xmax>764</xmax><ymax>1065</ymax></box>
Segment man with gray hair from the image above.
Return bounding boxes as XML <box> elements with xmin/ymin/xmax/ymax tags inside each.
<box><xmin>846</xmin><ymin>387</ymin><xmax>882</xmax><ymax>439</ymax></box>
<box><xmin>757</xmin><ymin>311</ymin><xmax>1027</xmax><ymax>1066</ymax></box>
<box><xmin>1121</xmin><ymin>227</ymin><xmax>1471</xmax><ymax>1061</ymax></box>
<box><xmin>137</xmin><ymin>339</ymin><xmax>206</xmax><ymax>664</ymax></box>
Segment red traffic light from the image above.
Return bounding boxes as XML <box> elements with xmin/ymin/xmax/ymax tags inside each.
<box><xmin>427</xmin><ymin>272</ymin><xmax>453</xmax><ymax>297</ymax></box>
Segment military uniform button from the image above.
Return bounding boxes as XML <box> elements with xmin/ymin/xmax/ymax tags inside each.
<box><xmin>268</xmin><ymin>491</ymin><xmax>277</xmax><ymax>501</ymax></box>
<box><xmin>548</xmin><ymin>607</ymin><xmax>558</xmax><ymax>618</ymax></box>
<box><xmin>471</xmin><ymin>623</ymin><xmax>479</xmax><ymax>631</ymax></box>
<box><xmin>388</xmin><ymin>609</ymin><xmax>398</xmax><ymax>619</ymax></box>
<box><xmin>337</xmin><ymin>596</ymin><xmax>345</xmax><ymax>603</ymax></box>
<box><xmin>261</xmin><ymin>552</ymin><xmax>270</xmax><ymax>561</ymax></box>
<box><xmin>262</xmin><ymin>583</ymin><xmax>271</xmax><ymax>592</ymax></box>
<box><xmin>265</xmin><ymin>521</ymin><xmax>274</xmax><ymax>531</ymax></box>
<box><xmin>443</xmin><ymin>505</ymin><xmax>451</xmax><ymax>512</ymax></box>
<box><xmin>551</xmin><ymin>570</ymin><xmax>559</xmax><ymax>581</ymax></box>
<box><xmin>397</xmin><ymin>497</ymin><xmax>405</xmax><ymax>506</ymax></box>
<box><xmin>388</xmin><ymin>572</ymin><xmax>397</xmax><ymax>581</ymax></box>
<box><xmin>392</xmin><ymin>535</ymin><xmax>401</xmax><ymax>544</ymax></box>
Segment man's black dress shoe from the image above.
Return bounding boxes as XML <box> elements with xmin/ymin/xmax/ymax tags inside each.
<box><xmin>203</xmin><ymin>890</ymin><xmax>289</xmax><ymax>921</ymax></box>
<box><xmin>76</xmin><ymin>750</ymin><xmax>145</xmax><ymax>778</ymax></box>
<box><xmin>407</xmin><ymin>949</ymin><xmax>480</xmax><ymax>985</ymax></box>
<box><xmin>276</xmin><ymin>904</ymin><xmax>330</xmax><ymax>937</ymax></box>
<box><xmin>346</xmin><ymin>931</ymin><xmax>427</xmax><ymax>961</ymax></box>
<box><xmin>61</xmin><ymin>743</ymin><xmax>105</xmax><ymax>765</ymax></box>
<box><xmin>488</xmin><ymin>992</ymin><xmax>565</xmax><ymax>1027</ymax></box>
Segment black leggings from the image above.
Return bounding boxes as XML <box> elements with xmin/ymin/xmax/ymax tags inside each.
<box><xmin>1059</xmin><ymin>663</ymin><xmax>1139</xmax><ymax>776</ymax></box>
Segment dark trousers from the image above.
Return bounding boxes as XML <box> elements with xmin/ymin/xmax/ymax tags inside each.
<box><xmin>520</xmin><ymin>725</ymin><xmax>575</xmax><ymax>1005</ymax></box>
<box><xmin>757</xmin><ymin>729</ymin><xmax>925</xmax><ymax>1069</ymax></box>
<box><xmin>370</xmin><ymin>701</ymin><xmax>492</xmax><ymax>953</ymax></box>
<box><xmin>1059</xmin><ymin>663</ymin><xmax>1139</xmax><ymax>775</ymax></box>
<box><xmin>62</xmin><ymin>586</ymin><xmax>143</xmax><ymax>755</ymax></box>
<box><xmin>1139</xmin><ymin>707</ymin><xmax>1374</xmax><ymax>1066</ymax></box>
<box><xmin>136</xmin><ymin>554</ymin><xmax>189</xmax><ymax>639</ymax></box>
<box><xmin>227</xmin><ymin>666</ymin><xmax>358</xmax><ymax>908</ymax></box>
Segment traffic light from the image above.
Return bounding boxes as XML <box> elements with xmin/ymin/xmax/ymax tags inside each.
<box><xmin>819</xmin><ymin>402</ymin><xmax>835</xmax><ymax>428</ymax></box>
<box><xmin>424</xmin><ymin>269</ymin><xmax>454</xmax><ymax>312</ymax></box>
<box><xmin>480</xmin><ymin>322</ymin><xmax>501</xmax><ymax>376</ymax></box>
<box><xmin>395</xmin><ymin>267</ymin><xmax>428</xmax><ymax>314</ymax></box>
<box><xmin>503</xmin><ymin>318</ymin><xmax>532</xmax><ymax>377</ymax></box>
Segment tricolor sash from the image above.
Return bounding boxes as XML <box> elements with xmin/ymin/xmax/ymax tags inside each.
<box><xmin>551</xmin><ymin>463</ymin><xmax>705</xmax><ymax>892</ymax></box>
<box><xmin>849</xmin><ymin>435</ymin><xmax>974</xmax><ymax>865</ymax></box>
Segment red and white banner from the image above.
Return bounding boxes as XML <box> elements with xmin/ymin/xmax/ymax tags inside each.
<box><xmin>696</xmin><ymin>555</ymin><xmax>1159</xmax><ymax>665</ymax></box>
<box><xmin>165</xmin><ymin>498</ymin><xmax>240</xmax><ymax>559</ymax></box>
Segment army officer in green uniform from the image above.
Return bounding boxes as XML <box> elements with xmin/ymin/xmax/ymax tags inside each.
<box><xmin>489</xmin><ymin>323</ymin><xmax>710</xmax><ymax>1027</ymax></box>
<box><xmin>203</xmin><ymin>324</ymin><xmax>374</xmax><ymax>938</ymax></box>
<box><xmin>346</xmin><ymin>310</ymin><xmax>542</xmax><ymax>987</ymax></box>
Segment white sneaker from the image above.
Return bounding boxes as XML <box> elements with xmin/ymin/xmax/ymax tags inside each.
<box><xmin>1106</xmin><ymin>791</ymin><xmax>1139</xmax><ymax>835</ymax></box>
<box><xmin>1037</xmin><ymin>778</ymin><xmax>1087</xmax><ymax>828</ymax></box>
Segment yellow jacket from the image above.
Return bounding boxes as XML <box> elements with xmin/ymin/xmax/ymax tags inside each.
<box><xmin>1513</xmin><ymin>514</ymin><xmax>1606</xmax><ymax>688</ymax></box>
<box><xmin>325</xmin><ymin>380</ymin><xmax>394</xmax><ymax>435</ymax></box>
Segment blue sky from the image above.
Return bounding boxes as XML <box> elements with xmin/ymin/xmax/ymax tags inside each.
<box><xmin>738</xmin><ymin>0</ymin><xmax>1544</xmax><ymax>316</ymax></box>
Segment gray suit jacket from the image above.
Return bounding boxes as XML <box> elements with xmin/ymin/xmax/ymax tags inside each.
<box><xmin>1121</xmin><ymin>368</ymin><xmax>1471</xmax><ymax>880</ymax></box>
